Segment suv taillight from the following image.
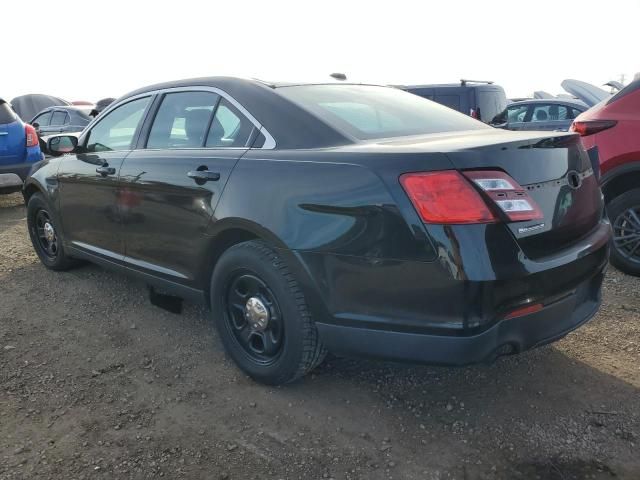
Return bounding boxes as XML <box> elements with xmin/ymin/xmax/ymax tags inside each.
<box><xmin>400</xmin><ymin>170</ymin><xmax>542</xmax><ymax>224</ymax></box>
<box><xmin>570</xmin><ymin>120</ymin><xmax>617</xmax><ymax>136</ymax></box>
<box><xmin>25</xmin><ymin>124</ymin><xmax>38</xmax><ymax>147</ymax></box>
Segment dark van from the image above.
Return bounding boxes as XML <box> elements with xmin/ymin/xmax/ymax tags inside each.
<box><xmin>400</xmin><ymin>80</ymin><xmax>508</xmax><ymax>124</ymax></box>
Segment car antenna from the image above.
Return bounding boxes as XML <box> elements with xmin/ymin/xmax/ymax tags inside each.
<box><xmin>330</xmin><ymin>73</ymin><xmax>347</xmax><ymax>81</ymax></box>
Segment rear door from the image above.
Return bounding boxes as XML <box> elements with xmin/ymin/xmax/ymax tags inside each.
<box><xmin>58</xmin><ymin>96</ymin><xmax>153</xmax><ymax>260</ymax></box>
<box><xmin>119</xmin><ymin>90</ymin><xmax>257</xmax><ymax>283</ymax></box>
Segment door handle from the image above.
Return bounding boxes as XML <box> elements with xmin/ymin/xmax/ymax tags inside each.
<box><xmin>187</xmin><ymin>170</ymin><xmax>220</xmax><ymax>182</ymax></box>
<box><xmin>96</xmin><ymin>165</ymin><xmax>116</xmax><ymax>176</ymax></box>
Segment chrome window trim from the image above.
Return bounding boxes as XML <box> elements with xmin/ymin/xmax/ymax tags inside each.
<box><xmin>99</xmin><ymin>86</ymin><xmax>276</xmax><ymax>150</ymax></box>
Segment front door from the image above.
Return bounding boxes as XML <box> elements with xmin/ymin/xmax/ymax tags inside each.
<box><xmin>118</xmin><ymin>91</ymin><xmax>257</xmax><ymax>283</ymax></box>
<box><xmin>57</xmin><ymin>96</ymin><xmax>153</xmax><ymax>260</ymax></box>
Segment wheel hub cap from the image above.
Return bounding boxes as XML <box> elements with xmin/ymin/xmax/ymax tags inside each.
<box><xmin>44</xmin><ymin>222</ymin><xmax>55</xmax><ymax>242</ymax></box>
<box><xmin>245</xmin><ymin>297</ymin><xmax>270</xmax><ymax>331</ymax></box>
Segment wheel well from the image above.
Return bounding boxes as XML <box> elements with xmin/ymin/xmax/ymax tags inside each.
<box><xmin>22</xmin><ymin>184</ymin><xmax>42</xmax><ymax>204</ymax></box>
<box><xmin>204</xmin><ymin>228</ymin><xmax>260</xmax><ymax>306</ymax></box>
<box><xmin>602</xmin><ymin>170</ymin><xmax>640</xmax><ymax>204</ymax></box>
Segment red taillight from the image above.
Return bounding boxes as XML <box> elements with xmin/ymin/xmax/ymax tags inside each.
<box><xmin>25</xmin><ymin>124</ymin><xmax>38</xmax><ymax>147</ymax></box>
<box><xmin>400</xmin><ymin>170</ymin><xmax>543</xmax><ymax>225</ymax></box>
<box><xmin>570</xmin><ymin>120</ymin><xmax>617</xmax><ymax>136</ymax></box>
<box><xmin>400</xmin><ymin>171</ymin><xmax>497</xmax><ymax>224</ymax></box>
<box><xmin>470</xmin><ymin>108</ymin><xmax>479</xmax><ymax>119</ymax></box>
<box><xmin>504</xmin><ymin>303</ymin><xmax>543</xmax><ymax>320</ymax></box>
<box><xmin>463</xmin><ymin>170</ymin><xmax>543</xmax><ymax>222</ymax></box>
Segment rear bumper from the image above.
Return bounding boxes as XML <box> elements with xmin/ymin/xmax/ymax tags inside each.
<box><xmin>0</xmin><ymin>161</ymin><xmax>34</xmax><ymax>181</ymax></box>
<box><xmin>316</xmin><ymin>268</ymin><xmax>604</xmax><ymax>365</ymax></box>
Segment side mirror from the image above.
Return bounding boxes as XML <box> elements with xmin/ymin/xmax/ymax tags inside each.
<box><xmin>32</xmin><ymin>122</ymin><xmax>40</xmax><ymax>129</ymax></box>
<box><xmin>48</xmin><ymin>135</ymin><xmax>78</xmax><ymax>156</ymax></box>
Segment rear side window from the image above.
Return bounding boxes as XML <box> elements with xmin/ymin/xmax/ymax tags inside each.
<box><xmin>147</xmin><ymin>91</ymin><xmax>220</xmax><ymax>149</ymax></box>
<box><xmin>33</xmin><ymin>111</ymin><xmax>52</xmax><ymax>127</ymax></box>
<box><xmin>51</xmin><ymin>111</ymin><xmax>68</xmax><ymax>126</ymax></box>
<box><xmin>277</xmin><ymin>85</ymin><xmax>488</xmax><ymax>140</ymax></box>
<box><xmin>86</xmin><ymin>97</ymin><xmax>151</xmax><ymax>152</ymax></box>
<box><xmin>206</xmin><ymin>99</ymin><xmax>255</xmax><ymax>148</ymax></box>
<box><xmin>476</xmin><ymin>89</ymin><xmax>507</xmax><ymax>123</ymax></box>
<box><xmin>0</xmin><ymin>102</ymin><xmax>16</xmax><ymax>124</ymax></box>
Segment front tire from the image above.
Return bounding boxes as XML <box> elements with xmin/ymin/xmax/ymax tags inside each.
<box><xmin>27</xmin><ymin>193</ymin><xmax>77</xmax><ymax>271</ymax></box>
<box><xmin>608</xmin><ymin>188</ymin><xmax>640</xmax><ymax>276</ymax></box>
<box><xmin>210</xmin><ymin>240</ymin><xmax>326</xmax><ymax>385</ymax></box>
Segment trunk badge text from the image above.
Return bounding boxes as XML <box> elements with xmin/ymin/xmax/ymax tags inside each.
<box><xmin>518</xmin><ymin>223</ymin><xmax>545</xmax><ymax>234</ymax></box>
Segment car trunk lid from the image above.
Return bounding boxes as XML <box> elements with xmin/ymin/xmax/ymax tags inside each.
<box><xmin>442</xmin><ymin>132</ymin><xmax>603</xmax><ymax>258</ymax></box>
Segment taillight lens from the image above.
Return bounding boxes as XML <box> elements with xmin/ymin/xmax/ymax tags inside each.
<box><xmin>464</xmin><ymin>170</ymin><xmax>543</xmax><ymax>222</ymax></box>
<box><xmin>400</xmin><ymin>171</ymin><xmax>497</xmax><ymax>224</ymax></box>
<box><xmin>570</xmin><ymin>120</ymin><xmax>617</xmax><ymax>136</ymax></box>
<box><xmin>25</xmin><ymin>124</ymin><xmax>38</xmax><ymax>147</ymax></box>
<box><xmin>400</xmin><ymin>170</ymin><xmax>543</xmax><ymax>224</ymax></box>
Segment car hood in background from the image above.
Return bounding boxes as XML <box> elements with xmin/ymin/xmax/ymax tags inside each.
<box><xmin>561</xmin><ymin>79</ymin><xmax>611</xmax><ymax>107</ymax></box>
<box><xmin>10</xmin><ymin>94</ymin><xmax>70</xmax><ymax>122</ymax></box>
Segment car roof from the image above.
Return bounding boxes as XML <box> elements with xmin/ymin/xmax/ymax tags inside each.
<box><xmin>509</xmin><ymin>98</ymin><xmax>586</xmax><ymax>107</ymax></box>
<box><xmin>116</xmin><ymin>77</ymin><xmax>359</xmax><ymax>149</ymax></box>
<box><xmin>402</xmin><ymin>83</ymin><xmax>502</xmax><ymax>90</ymax></box>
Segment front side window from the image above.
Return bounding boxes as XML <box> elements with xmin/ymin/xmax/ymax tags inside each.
<box><xmin>277</xmin><ymin>85</ymin><xmax>488</xmax><ymax>140</ymax></box>
<box><xmin>85</xmin><ymin>97</ymin><xmax>151</xmax><ymax>152</ymax></box>
<box><xmin>51</xmin><ymin>111</ymin><xmax>67</xmax><ymax>126</ymax></box>
<box><xmin>206</xmin><ymin>99</ymin><xmax>255</xmax><ymax>148</ymax></box>
<box><xmin>507</xmin><ymin>105</ymin><xmax>529</xmax><ymax>123</ymax></box>
<box><xmin>33</xmin><ymin>111</ymin><xmax>52</xmax><ymax>127</ymax></box>
<box><xmin>147</xmin><ymin>91</ymin><xmax>220</xmax><ymax>149</ymax></box>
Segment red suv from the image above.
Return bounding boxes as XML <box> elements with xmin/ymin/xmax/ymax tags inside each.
<box><xmin>571</xmin><ymin>79</ymin><xmax>640</xmax><ymax>275</ymax></box>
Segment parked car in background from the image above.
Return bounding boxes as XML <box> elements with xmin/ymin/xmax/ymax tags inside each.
<box><xmin>562</xmin><ymin>79</ymin><xmax>611</xmax><ymax>108</ymax></box>
<box><xmin>571</xmin><ymin>78</ymin><xmax>640</xmax><ymax>275</ymax></box>
<box><xmin>491</xmin><ymin>99</ymin><xmax>587</xmax><ymax>131</ymax></box>
<box><xmin>10</xmin><ymin>94</ymin><xmax>69</xmax><ymax>122</ymax></box>
<box><xmin>0</xmin><ymin>98</ymin><xmax>42</xmax><ymax>194</ymax></box>
<box><xmin>400</xmin><ymin>80</ymin><xmax>508</xmax><ymax>123</ymax></box>
<box><xmin>31</xmin><ymin>105</ymin><xmax>93</xmax><ymax>137</ymax></box>
<box><xmin>26</xmin><ymin>78</ymin><xmax>609</xmax><ymax>385</ymax></box>
<box><xmin>90</xmin><ymin>97</ymin><xmax>116</xmax><ymax>118</ymax></box>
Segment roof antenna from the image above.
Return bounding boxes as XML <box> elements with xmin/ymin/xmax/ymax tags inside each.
<box><xmin>330</xmin><ymin>73</ymin><xmax>347</xmax><ymax>81</ymax></box>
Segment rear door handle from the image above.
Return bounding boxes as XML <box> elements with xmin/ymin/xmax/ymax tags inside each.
<box><xmin>96</xmin><ymin>166</ymin><xmax>116</xmax><ymax>176</ymax></box>
<box><xmin>187</xmin><ymin>170</ymin><xmax>220</xmax><ymax>182</ymax></box>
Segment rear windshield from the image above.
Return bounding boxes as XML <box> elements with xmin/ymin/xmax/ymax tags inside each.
<box><xmin>0</xmin><ymin>101</ymin><xmax>17</xmax><ymax>124</ymax></box>
<box><xmin>277</xmin><ymin>85</ymin><xmax>489</xmax><ymax>140</ymax></box>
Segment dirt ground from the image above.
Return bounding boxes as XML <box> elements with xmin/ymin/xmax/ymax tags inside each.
<box><xmin>0</xmin><ymin>192</ymin><xmax>638</xmax><ymax>480</ymax></box>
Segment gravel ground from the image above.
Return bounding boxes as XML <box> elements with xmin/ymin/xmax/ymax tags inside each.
<box><xmin>1</xmin><ymin>192</ymin><xmax>638</xmax><ymax>479</ymax></box>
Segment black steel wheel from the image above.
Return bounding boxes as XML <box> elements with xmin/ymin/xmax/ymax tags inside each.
<box><xmin>225</xmin><ymin>272</ymin><xmax>285</xmax><ymax>364</ymax></box>
<box><xmin>608</xmin><ymin>188</ymin><xmax>640</xmax><ymax>276</ymax></box>
<box><xmin>34</xmin><ymin>209</ymin><xmax>59</xmax><ymax>259</ymax></box>
<box><xmin>210</xmin><ymin>240</ymin><xmax>326</xmax><ymax>385</ymax></box>
<box><xmin>27</xmin><ymin>193</ymin><xmax>77</xmax><ymax>271</ymax></box>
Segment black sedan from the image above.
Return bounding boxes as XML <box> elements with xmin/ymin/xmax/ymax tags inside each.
<box><xmin>24</xmin><ymin>77</ymin><xmax>610</xmax><ymax>385</ymax></box>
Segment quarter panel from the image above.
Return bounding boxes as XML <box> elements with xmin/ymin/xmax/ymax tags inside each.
<box><xmin>213</xmin><ymin>152</ymin><xmax>438</xmax><ymax>262</ymax></box>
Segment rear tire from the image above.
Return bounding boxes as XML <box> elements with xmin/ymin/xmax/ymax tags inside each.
<box><xmin>210</xmin><ymin>240</ymin><xmax>326</xmax><ymax>385</ymax></box>
<box><xmin>27</xmin><ymin>193</ymin><xmax>78</xmax><ymax>271</ymax></box>
<box><xmin>608</xmin><ymin>188</ymin><xmax>640</xmax><ymax>276</ymax></box>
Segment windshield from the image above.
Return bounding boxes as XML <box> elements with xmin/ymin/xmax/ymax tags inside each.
<box><xmin>277</xmin><ymin>85</ymin><xmax>489</xmax><ymax>140</ymax></box>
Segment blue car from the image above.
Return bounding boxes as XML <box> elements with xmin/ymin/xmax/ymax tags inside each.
<box><xmin>0</xmin><ymin>98</ymin><xmax>42</xmax><ymax>193</ymax></box>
